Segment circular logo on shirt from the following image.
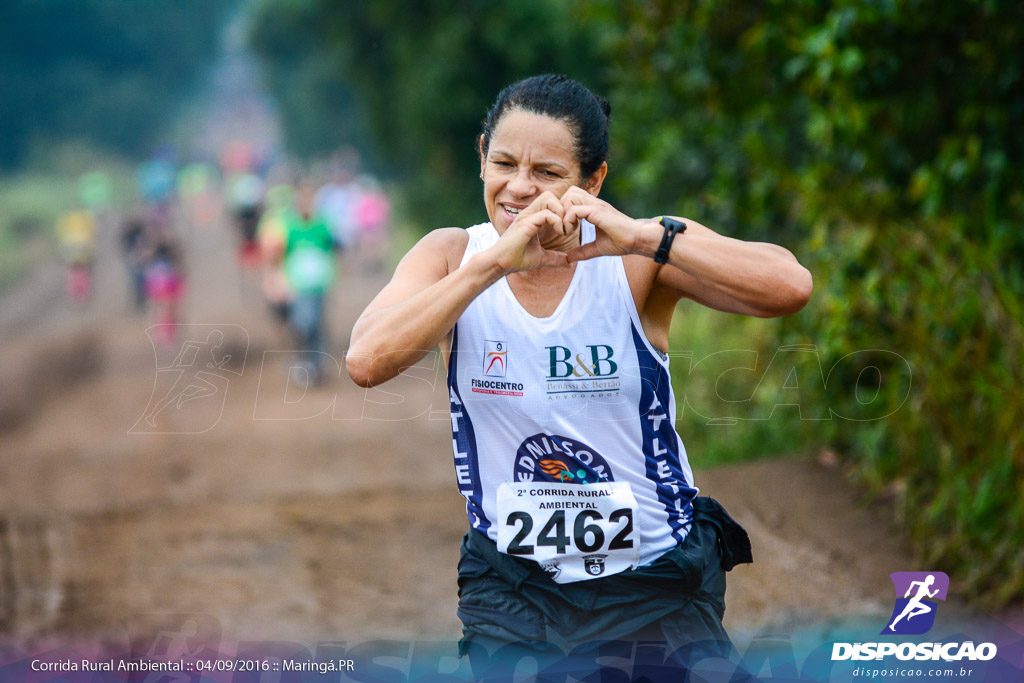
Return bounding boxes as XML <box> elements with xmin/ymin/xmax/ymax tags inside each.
<box><xmin>513</xmin><ymin>433</ymin><xmax>614</xmax><ymax>484</ymax></box>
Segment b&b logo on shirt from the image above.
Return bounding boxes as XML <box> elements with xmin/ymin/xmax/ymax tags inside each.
<box><xmin>544</xmin><ymin>344</ymin><xmax>622</xmax><ymax>399</ymax></box>
<box><xmin>546</xmin><ymin>345</ymin><xmax>617</xmax><ymax>379</ymax></box>
<box><xmin>484</xmin><ymin>340</ymin><xmax>508</xmax><ymax>377</ymax></box>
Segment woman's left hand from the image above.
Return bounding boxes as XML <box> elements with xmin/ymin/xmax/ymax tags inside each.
<box><xmin>560</xmin><ymin>187</ymin><xmax>658</xmax><ymax>262</ymax></box>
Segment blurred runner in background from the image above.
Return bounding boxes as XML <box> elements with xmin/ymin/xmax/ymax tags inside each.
<box><xmin>144</xmin><ymin>234</ymin><xmax>186</xmax><ymax>348</ymax></box>
<box><xmin>137</xmin><ymin>148</ymin><xmax>178</xmax><ymax>237</ymax></box>
<box><xmin>120</xmin><ymin>213</ymin><xmax>151</xmax><ymax>312</ymax></box>
<box><xmin>352</xmin><ymin>173</ymin><xmax>391</xmax><ymax>273</ymax></box>
<box><xmin>56</xmin><ymin>208</ymin><xmax>97</xmax><ymax>302</ymax></box>
<box><xmin>278</xmin><ymin>179</ymin><xmax>340</xmax><ymax>386</ymax></box>
<box><xmin>313</xmin><ymin>159</ymin><xmax>358</xmax><ymax>251</ymax></box>
<box><xmin>177</xmin><ymin>161</ymin><xmax>220</xmax><ymax>230</ymax></box>
<box><xmin>257</xmin><ymin>182</ymin><xmax>296</xmax><ymax>327</ymax></box>
<box><xmin>227</xmin><ymin>171</ymin><xmax>265</xmax><ymax>269</ymax></box>
<box><xmin>78</xmin><ymin>170</ymin><xmax>113</xmax><ymax>227</ymax></box>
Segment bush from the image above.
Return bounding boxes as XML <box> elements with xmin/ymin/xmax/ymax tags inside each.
<box><xmin>793</xmin><ymin>216</ymin><xmax>1024</xmax><ymax>607</ymax></box>
<box><xmin>606</xmin><ymin>0</ymin><xmax>1024</xmax><ymax>608</ymax></box>
<box><xmin>668</xmin><ymin>304</ymin><xmax>816</xmax><ymax>466</ymax></box>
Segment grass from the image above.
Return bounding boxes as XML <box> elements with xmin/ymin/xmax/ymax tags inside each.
<box><xmin>668</xmin><ymin>302</ymin><xmax>820</xmax><ymax>467</ymax></box>
<box><xmin>0</xmin><ymin>174</ymin><xmax>74</xmax><ymax>290</ymax></box>
<box><xmin>0</xmin><ymin>151</ymin><xmax>136</xmax><ymax>292</ymax></box>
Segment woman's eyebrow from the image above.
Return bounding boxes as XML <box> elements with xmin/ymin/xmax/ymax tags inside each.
<box><xmin>489</xmin><ymin>149</ymin><xmax>570</xmax><ymax>174</ymax></box>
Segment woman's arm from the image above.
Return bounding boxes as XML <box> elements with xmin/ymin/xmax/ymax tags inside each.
<box><xmin>562</xmin><ymin>187</ymin><xmax>813</xmax><ymax>318</ymax></box>
<box><xmin>639</xmin><ymin>217</ymin><xmax>812</xmax><ymax>317</ymax></box>
<box><xmin>347</xmin><ymin>192</ymin><xmax>571</xmax><ymax>387</ymax></box>
<box><xmin>346</xmin><ymin>228</ymin><xmax>499</xmax><ymax>387</ymax></box>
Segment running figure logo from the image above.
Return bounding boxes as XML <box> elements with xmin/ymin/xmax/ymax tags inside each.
<box><xmin>483</xmin><ymin>340</ymin><xmax>508</xmax><ymax>377</ymax></box>
<box><xmin>131</xmin><ymin>325</ymin><xmax>248</xmax><ymax>434</ymax></box>
<box><xmin>882</xmin><ymin>571</ymin><xmax>950</xmax><ymax>635</ymax></box>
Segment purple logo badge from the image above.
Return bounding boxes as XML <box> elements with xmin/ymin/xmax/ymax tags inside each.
<box><xmin>881</xmin><ymin>571</ymin><xmax>950</xmax><ymax>635</ymax></box>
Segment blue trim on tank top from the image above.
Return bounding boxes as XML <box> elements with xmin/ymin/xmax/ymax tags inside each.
<box><xmin>630</xmin><ymin>321</ymin><xmax>696</xmax><ymax>543</ymax></box>
<box><xmin>448</xmin><ymin>323</ymin><xmax>490</xmax><ymax>535</ymax></box>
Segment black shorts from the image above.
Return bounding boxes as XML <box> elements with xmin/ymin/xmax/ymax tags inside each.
<box><xmin>456</xmin><ymin>496</ymin><xmax>752</xmax><ymax>676</ymax></box>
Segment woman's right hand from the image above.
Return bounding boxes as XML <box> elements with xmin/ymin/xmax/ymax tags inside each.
<box><xmin>486</xmin><ymin>192</ymin><xmax>571</xmax><ymax>274</ymax></box>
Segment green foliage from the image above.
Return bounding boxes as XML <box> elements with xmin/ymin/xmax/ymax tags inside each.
<box><xmin>0</xmin><ymin>173</ymin><xmax>81</xmax><ymax>289</ymax></box>
<box><xmin>0</xmin><ymin>0</ymin><xmax>233</xmax><ymax>168</ymax></box>
<box><xmin>592</xmin><ymin>0</ymin><xmax>1024</xmax><ymax>608</ymax></box>
<box><xmin>248</xmin><ymin>0</ymin><xmax>1024</xmax><ymax>606</ymax></box>
<box><xmin>592</xmin><ymin>1</ymin><xmax>817</xmax><ymax>242</ymax></box>
<box><xmin>803</xmin><ymin>217</ymin><xmax>1024</xmax><ymax>608</ymax></box>
<box><xmin>668</xmin><ymin>304</ymin><xmax>813</xmax><ymax>466</ymax></box>
<box><xmin>783</xmin><ymin>1</ymin><xmax>1024</xmax><ymax>608</ymax></box>
<box><xmin>0</xmin><ymin>148</ymin><xmax>135</xmax><ymax>290</ymax></box>
<box><xmin>247</xmin><ymin>0</ymin><xmax>370</xmax><ymax>161</ymax></box>
<box><xmin>0</xmin><ymin>174</ymin><xmax>69</xmax><ymax>238</ymax></box>
<box><xmin>248</xmin><ymin>0</ymin><xmax>608</xmax><ymax>228</ymax></box>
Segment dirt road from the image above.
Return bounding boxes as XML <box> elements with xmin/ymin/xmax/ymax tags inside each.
<box><xmin>0</xmin><ymin>205</ymin><xmax>922</xmax><ymax>656</ymax></box>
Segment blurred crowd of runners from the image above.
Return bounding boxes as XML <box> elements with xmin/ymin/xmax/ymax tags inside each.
<box><xmin>55</xmin><ymin>142</ymin><xmax>391</xmax><ymax>382</ymax></box>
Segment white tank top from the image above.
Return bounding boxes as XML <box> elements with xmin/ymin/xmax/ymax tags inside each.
<box><xmin>447</xmin><ymin>221</ymin><xmax>698</xmax><ymax>582</ymax></box>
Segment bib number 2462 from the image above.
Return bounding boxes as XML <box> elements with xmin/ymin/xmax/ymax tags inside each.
<box><xmin>496</xmin><ymin>481</ymin><xmax>641</xmax><ymax>583</ymax></box>
<box><xmin>505</xmin><ymin>508</ymin><xmax>633</xmax><ymax>555</ymax></box>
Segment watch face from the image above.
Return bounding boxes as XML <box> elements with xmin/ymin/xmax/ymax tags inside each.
<box><xmin>660</xmin><ymin>216</ymin><xmax>686</xmax><ymax>232</ymax></box>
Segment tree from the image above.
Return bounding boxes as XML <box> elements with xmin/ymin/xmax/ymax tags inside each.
<box><xmin>249</xmin><ymin>0</ymin><xmax>609</xmax><ymax>227</ymax></box>
<box><xmin>0</xmin><ymin>0</ymin><xmax>232</xmax><ymax>167</ymax></box>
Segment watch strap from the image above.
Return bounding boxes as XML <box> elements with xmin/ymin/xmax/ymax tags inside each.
<box><xmin>654</xmin><ymin>216</ymin><xmax>686</xmax><ymax>264</ymax></box>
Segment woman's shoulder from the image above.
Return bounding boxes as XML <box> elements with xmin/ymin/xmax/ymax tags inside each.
<box><xmin>420</xmin><ymin>226</ymin><xmax>471</xmax><ymax>253</ymax></box>
<box><xmin>409</xmin><ymin>226</ymin><xmax>472</xmax><ymax>275</ymax></box>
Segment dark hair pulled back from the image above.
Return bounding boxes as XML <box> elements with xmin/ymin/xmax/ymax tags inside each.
<box><xmin>480</xmin><ymin>74</ymin><xmax>611</xmax><ymax>182</ymax></box>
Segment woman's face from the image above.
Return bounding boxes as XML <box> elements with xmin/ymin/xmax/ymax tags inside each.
<box><xmin>480</xmin><ymin>109</ymin><xmax>583</xmax><ymax>234</ymax></box>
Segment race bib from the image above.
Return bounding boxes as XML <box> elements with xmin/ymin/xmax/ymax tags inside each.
<box><xmin>496</xmin><ymin>481</ymin><xmax>640</xmax><ymax>583</ymax></box>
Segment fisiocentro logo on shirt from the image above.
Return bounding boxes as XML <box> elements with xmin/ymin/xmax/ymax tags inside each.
<box><xmin>513</xmin><ymin>433</ymin><xmax>613</xmax><ymax>484</ymax></box>
<box><xmin>483</xmin><ymin>339</ymin><xmax>508</xmax><ymax>377</ymax></box>
<box><xmin>545</xmin><ymin>345</ymin><xmax>622</xmax><ymax>399</ymax></box>
<box><xmin>831</xmin><ymin>571</ymin><xmax>997</xmax><ymax>662</ymax></box>
<box><xmin>472</xmin><ymin>339</ymin><xmax>525</xmax><ymax>396</ymax></box>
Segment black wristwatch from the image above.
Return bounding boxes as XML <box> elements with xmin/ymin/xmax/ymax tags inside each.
<box><xmin>653</xmin><ymin>216</ymin><xmax>687</xmax><ymax>264</ymax></box>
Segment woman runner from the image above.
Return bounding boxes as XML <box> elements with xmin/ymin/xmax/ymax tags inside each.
<box><xmin>347</xmin><ymin>74</ymin><xmax>813</xmax><ymax>678</ymax></box>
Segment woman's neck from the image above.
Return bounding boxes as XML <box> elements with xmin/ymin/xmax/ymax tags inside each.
<box><xmin>507</xmin><ymin>260</ymin><xmax>576</xmax><ymax>287</ymax></box>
